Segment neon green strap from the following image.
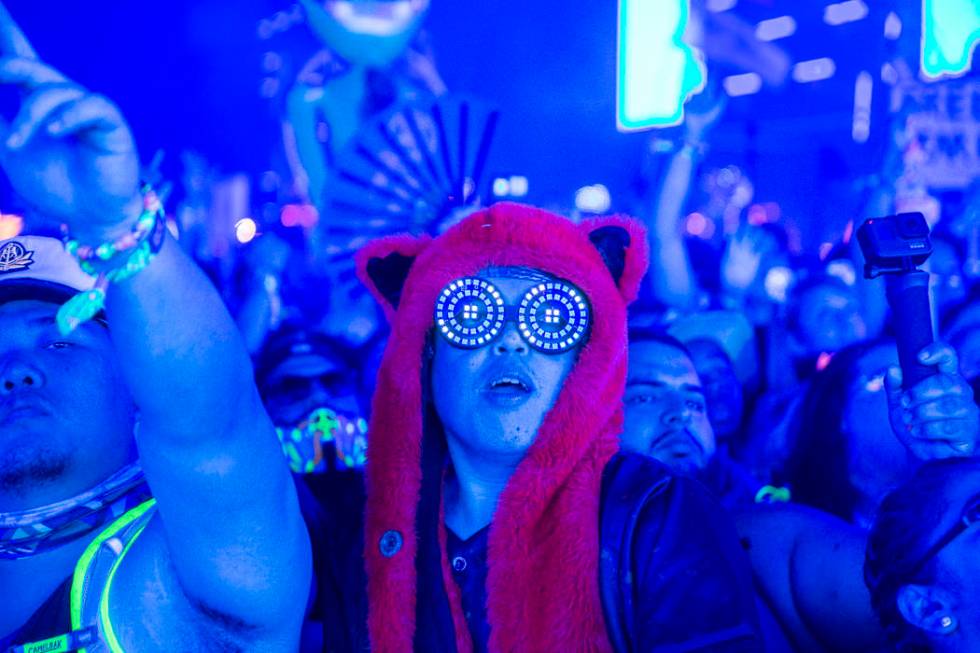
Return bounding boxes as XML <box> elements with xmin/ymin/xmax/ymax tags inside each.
<box><xmin>98</xmin><ymin>517</ymin><xmax>152</xmax><ymax>653</ymax></box>
<box><xmin>70</xmin><ymin>499</ymin><xmax>156</xmax><ymax>653</ymax></box>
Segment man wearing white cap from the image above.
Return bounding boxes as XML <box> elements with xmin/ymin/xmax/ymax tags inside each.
<box><xmin>0</xmin><ymin>5</ymin><xmax>310</xmax><ymax>652</ymax></box>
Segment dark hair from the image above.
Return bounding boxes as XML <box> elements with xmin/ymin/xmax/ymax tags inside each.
<box><xmin>780</xmin><ymin>339</ymin><xmax>889</xmax><ymax>521</ymax></box>
<box><xmin>627</xmin><ymin>327</ymin><xmax>692</xmax><ymax>359</ymax></box>
<box><xmin>866</xmin><ymin>457</ymin><xmax>980</xmax><ymax>653</ymax></box>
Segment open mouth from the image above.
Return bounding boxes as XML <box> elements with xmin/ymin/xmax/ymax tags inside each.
<box><xmin>489</xmin><ymin>376</ymin><xmax>531</xmax><ymax>394</ymax></box>
<box><xmin>323</xmin><ymin>0</ymin><xmax>428</xmax><ymax>36</ymax></box>
<box><xmin>482</xmin><ymin>371</ymin><xmax>536</xmax><ymax>405</ymax></box>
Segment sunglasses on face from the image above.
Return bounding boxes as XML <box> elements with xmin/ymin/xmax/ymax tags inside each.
<box><xmin>433</xmin><ymin>277</ymin><xmax>591</xmax><ymax>354</ymax></box>
<box><xmin>904</xmin><ymin>492</ymin><xmax>980</xmax><ymax>578</ymax></box>
<box><xmin>267</xmin><ymin>372</ymin><xmax>356</xmax><ymax>402</ymax></box>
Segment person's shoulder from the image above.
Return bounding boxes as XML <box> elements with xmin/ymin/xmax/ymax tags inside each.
<box><xmin>603</xmin><ymin>454</ymin><xmax>763</xmax><ymax>649</ymax></box>
<box><xmin>602</xmin><ymin>451</ymin><xmax>749</xmax><ymax>560</ymax></box>
<box><xmin>601</xmin><ymin>450</ymin><xmax>673</xmax><ymax>495</ymax></box>
<box><xmin>601</xmin><ymin>450</ymin><xmax>735</xmax><ymax>550</ymax></box>
<box><xmin>601</xmin><ymin>450</ymin><xmax>725</xmax><ymax>519</ymax></box>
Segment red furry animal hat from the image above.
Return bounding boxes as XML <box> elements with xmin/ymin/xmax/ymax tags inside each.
<box><xmin>357</xmin><ymin>202</ymin><xmax>647</xmax><ymax>652</ymax></box>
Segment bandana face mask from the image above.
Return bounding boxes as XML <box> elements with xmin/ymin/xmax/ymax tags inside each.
<box><xmin>0</xmin><ymin>463</ymin><xmax>150</xmax><ymax>559</ymax></box>
<box><xmin>434</xmin><ymin>276</ymin><xmax>591</xmax><ymax>353</ymax></box>
<box><xmin>276</xmin><ymin>407</ymin><xmax>368</xmax><ymax>473</ymax></box>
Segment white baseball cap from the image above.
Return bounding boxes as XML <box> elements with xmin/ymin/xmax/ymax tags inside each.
<box><xmin>0</xmin><ymin>235</ymin><xmax>95</xmax><ymax>306</ymax></box>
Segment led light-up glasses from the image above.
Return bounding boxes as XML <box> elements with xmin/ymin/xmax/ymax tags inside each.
<box><xmin>434</xmin><ymin>276</ymin><xmax>591</xmax><ymax>353</ymax></box>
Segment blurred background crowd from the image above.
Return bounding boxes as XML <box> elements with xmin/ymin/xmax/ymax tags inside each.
<box><xmin>4</xmin><ymin>1</ymin><xmax>980</xmax><ymax>650</ymax></box>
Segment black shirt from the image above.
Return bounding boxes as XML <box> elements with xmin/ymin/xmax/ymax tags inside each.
<box><xmin>445</xmin><ymin>526</ymin><xmax>490</xmax><ymax>652</ymax></box>
<box><xmin>310</xmin><ymin>452</ymin><xmax>762</xmax><ymax>652</ymax></box>
<box><xmin>0</xmin><ymin>577</ymin><xmax>72</xmax><ymax>651</ymax></box>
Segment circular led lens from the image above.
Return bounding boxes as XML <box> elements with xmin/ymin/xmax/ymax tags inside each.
<box><xmin>518</xmin><ymin>281</ymin><xmax>590</xmax><ymax>353</ymax></box>
<box><xmin>434</xmin><ymin>277</ymin><xmax>505</xmax><ymax>348</ymax></box>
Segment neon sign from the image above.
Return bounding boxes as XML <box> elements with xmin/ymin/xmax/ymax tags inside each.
<box><xmin>617</xmin><ymin>0</ymin><xmax>706</xmax><ymax>131</ymax></box>
<box><xmin>921</xmin><ymin>0</ymin><xmax>980</xmax><ymax>80</ymax></box>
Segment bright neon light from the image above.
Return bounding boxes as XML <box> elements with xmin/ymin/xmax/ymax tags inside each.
<box><xmin>706</xmin><ymin>0</ymin><xmax>736</xmax><ymax>12</ymax></box>
<box><xmin>508</xmin><ymin>176</ymin><xmax>529</xmax><ymax>197</ymax></box>
<box><xmin>824</xmin><ymin>1</ymin><xmax>869</xmax><ymax>26</ymax></box>
<box><xmin>792</xmin><ymin>58</ymin><xmax>837</xmax><ymax>83</ymax></box>
<box><xmin>723</xmin><ymin>72</ymin><xmax>762</xmax><ymax>97</ymax></box>
<box><xmin>881</xmin><ymin>61</ymin><xmax>899</xmax><ymax>84</ymax></box>
<box><xmin>574</xmin><ymin>184</ymin><xmax>611</xmax><ymax>213</ymax></box>
<box><xmin>617</xmin><ymin>0</ymin><xmax>706</xmax><ymax>132</ymax></box>
<box><xmin>235</xmin><ymin>217</ymin><xmax>258</xmax><ymax>244</ymax></box>
<box><xmin>686</xmin><ymin>212</ymin><xmax>707</xmax><ymax>236</ymax></box>
<box><xmin>852</xmin><ymin>71</ymin><xmax>873</xmax><ymax>143</ymax></box>
<box><xmin>755</xmin><ymin>16</ymin><xmax>796</xmax><ymax>41</ymax></box>
<box><xmin>884</xmin><ymin>11</ymin><xmax>903</xmax><ymax>39</ymax></box>
<box><xmin>280</xmin><ymin>203</ymin><xmax>319</xmax><ymax>228</ymax></box>
<box><xmin>0</xmin><ymin>213</ymin><xmax>23</xmax><ymax>240</ymax></box>
<box><xmin>921</xmin><ymin>0</ymin><xmax>980</xmax><ymax>81</ymax></box>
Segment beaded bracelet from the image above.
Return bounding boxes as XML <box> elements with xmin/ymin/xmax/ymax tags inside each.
<box><xmin>56</xmin><ymin>186</ymin><xmax>167</xmax><ymax>335</ymax></box>
<box><xmin>648</xmin><ymin>136</ymin><xmax>708</xmax><ymax>159</ymax></box>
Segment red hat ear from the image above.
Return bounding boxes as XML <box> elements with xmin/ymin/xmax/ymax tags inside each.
<box><xmin>356</xmin><ymin>234</ymin><xmax>432</xmax><ymax>319</ymax></box>
<box><xmin>581</xmin><ymin>216</ymin><xmax>649</xmax><ymax>304</ymax></box>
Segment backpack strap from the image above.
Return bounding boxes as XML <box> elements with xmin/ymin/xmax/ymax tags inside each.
<box><xmin>599</xmin><ymin>453</ymin><xmax>673</xmax><ymax>653</ymax></box>
<box><xmin>71</xmin><ymin>499</ymin><xmax>157</xmax><ymax>653</ymax></box>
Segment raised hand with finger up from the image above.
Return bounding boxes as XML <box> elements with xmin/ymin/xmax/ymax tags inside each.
<box><xmin>0</xmin><ymin>2</ymin><xmax>140</xmax><ymax>243</ymax></box>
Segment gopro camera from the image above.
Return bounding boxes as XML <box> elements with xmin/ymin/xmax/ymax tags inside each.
<box><xmin>856</xmin><ymin>212</ymin><xmax>932</xmax><ymax>277</ymax></box>
<box><xmin>856</xmin><ymin>211</ymin><xmax>937</xmax><ymax>388</ymax></box>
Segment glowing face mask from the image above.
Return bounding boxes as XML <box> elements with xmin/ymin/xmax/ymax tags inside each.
<box><xmin>434</xmin><ymin>277</ymin><xmax>590</xmax><ymax>353</ymax></box>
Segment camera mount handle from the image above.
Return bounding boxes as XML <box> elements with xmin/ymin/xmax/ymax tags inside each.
<box><xmin>883</xmin><ymin>268</ymin><xmax>936</xmax><ymax>389</ymax></box>
<box><xmin>859</xmin><ymin>213</ymin><xmax>937</xmax><ymax>390</ymax></box>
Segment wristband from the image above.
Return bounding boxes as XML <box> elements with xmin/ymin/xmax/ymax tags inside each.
<box><xmin>57</xmin><ymin>187</ymin><xmax>166</xmax><ymax>335</ymax></box>
<box><xmin>648</xmin><ymin>137</ymin><xmax>707</xmax><ymax>158</ymax></box>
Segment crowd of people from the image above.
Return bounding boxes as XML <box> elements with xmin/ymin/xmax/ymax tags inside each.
<box><xmin>3</xmin><ymin>3</ymin><xmax>980</xmax><ymax>653</ymax></box>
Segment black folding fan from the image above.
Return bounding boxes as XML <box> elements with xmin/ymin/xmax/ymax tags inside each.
<box><xmin>319</xmin><ymin>94</ymin><xmax>500</xmax><ymax>250</ymax></box>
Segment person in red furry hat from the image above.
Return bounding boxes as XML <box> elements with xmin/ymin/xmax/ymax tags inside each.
<box><xmin>320</xmin><ymin>202</ymin><xmax>760</xmax><ymax>652</ymax></box>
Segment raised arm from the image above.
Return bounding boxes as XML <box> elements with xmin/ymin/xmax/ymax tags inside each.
<box><xmin>735</xmin><ymin>503</ymin><xmax>885</xmax><ymax>653</ymax></box>
<box><xmin>645</xmin><ymin>145</ymin><xmax>700</xmax><ymax>308</ymax></box>
<box><xmin>641</xmin><ymin>95</ymin><xmax>723</xmax><ymax>310</ymax></box>
<box><xmin>0</xmin><ymin>4</ymin><xmax>309</xmax><ymax>643</ymax></box>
